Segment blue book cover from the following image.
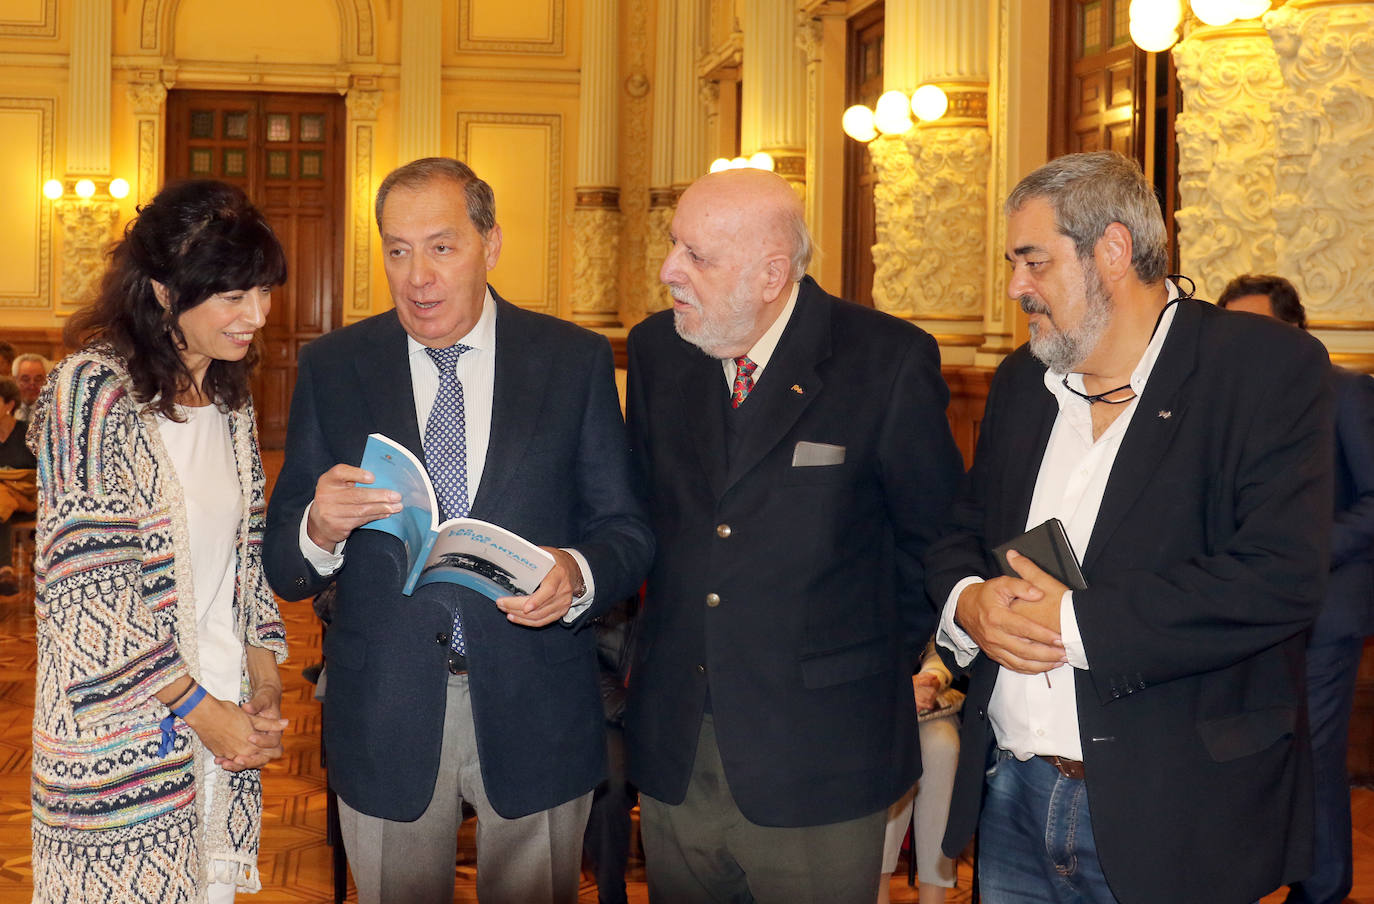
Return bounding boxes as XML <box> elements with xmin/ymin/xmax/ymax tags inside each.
<box><xmin>357</xmin><ymin>433</ymin><xmax>555</xmax><ymax>598</ymax></box>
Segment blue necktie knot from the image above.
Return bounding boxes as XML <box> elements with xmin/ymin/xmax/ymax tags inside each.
<box><xmin>426</xmin><ymin>343</ymin><xmax>472</xmax><ymax>373</ymax></box>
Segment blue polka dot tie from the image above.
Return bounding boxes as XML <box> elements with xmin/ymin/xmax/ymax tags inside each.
<box><xmin>425</xmin><ymin>344</ymin><xmax>473</xmax><ymax>656</ymax></box>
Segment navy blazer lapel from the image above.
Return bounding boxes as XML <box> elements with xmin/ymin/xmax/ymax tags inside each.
<box><xmin>677</xmin><ymin>345</ymin><xmax>731</xmax><ymax>500</ymax></box>
<box><xmin>470</xmin><ymin>296</ymin><xmax>549</xmax><ymax>516</ymax></box>
<box><xmin>1082</xmin><ymin>299</ymin><xmax>1200</xmax><ymax>569</ymax></box>
<box><xmin>356</xmin><ymin>311</ymin><xmax>424</xmax><ymax>458</ymax></box>
<box><xmin>723</xmin><ymin>281</ymin><xmax>826</xmax><ymax>491</ymax></box>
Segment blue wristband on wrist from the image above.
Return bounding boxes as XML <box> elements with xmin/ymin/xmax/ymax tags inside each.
<box><xmin>158</xmin><ymin>683</ymin><xmax>206</xmax><ymax>758</ymax></box>
<box><xmin>170</xmin><ymin>684</ymin><xmax>207</xmax><ymax>718</ymax></box>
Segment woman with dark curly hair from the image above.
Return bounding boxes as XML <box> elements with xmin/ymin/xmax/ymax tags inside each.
<box><xmin>28</xmin><ymin>180</ymin><xmax>290</xmax><ymax>903</ymax></box>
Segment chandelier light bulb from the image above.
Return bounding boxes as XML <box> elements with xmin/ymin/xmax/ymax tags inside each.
<box><xmin>873</xmin><ymin>90</ymin><xmax>914</xmax><ymax>135</ymax></box>
<box><xmin>1190</xmin><ymin>0</ymin><xmax>1237</xmax><ymax>26</ymax></box>
<box><xmin>748</xmin><ymin>152</ymin><xmax>775</xmax><ymax>172</ymax></box>
<box><xmin>841</xmin><ymin>104</ymin><xmax>878</xmax><ymax>142</ymax></box>
<box><xmin>709</xmin><ymin>157</ymin><xmax>732</xmax><ymax>173</ymax></box>
<box><xmin>42</xmin><ymin>179</ymin><xmax>63</xmax><ymax>200</ymax></box>
<box><xmin>74</xmin><ymin>179</ymin><xmax>96</xmax><ymax>199</ymax></box>
<box><xmin>729</xmin><ymin>156</ymin><xmax>749</xmax><ymax>169</ymax></box>
<box><xmin>1130</xmin><ymin>18</ymin><xmax>1180</xmax><ymax>52</ymax></box>
<box><xmin>108</xmin><ymin>178</ymin><xmax>130</xmax><ymax>199</ymax></box>
<box><xmin>911</xmin><ymin>85</ymin><xmax>949</xmax><ymax>122</ymax></box>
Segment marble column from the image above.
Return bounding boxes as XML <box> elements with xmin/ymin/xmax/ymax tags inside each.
<box><xmin>644</xmin><ymin>0</ymin><xmax>704</xmax><ymax>314</ymax></box>
<box><xmin>797</xmin><ymin>6</ymin><xmax>846</xmax><ymax>291</ymax></box>
<box><xmin>127</xmin><ymin>79</ymin><xmax>167</xmax><ymax>207</ymax></box>
<box><xmin>572</xmin><ymin>0</ymin><xmax>623</xmax><ymax>326</ymax></box>
<box><xmin>741</xmin><ymin>0</ymin><xmax>806</xmax><ymax>190</ymax></box>
<box><xmin>869</xmin><ymin>0</ymin><xmax>990</xmax><ymax>364</ymax></box>
<box><xmin>399</xmin><ymin>0</ymin><xmax>442</xmax><ymax>163</ymax></box>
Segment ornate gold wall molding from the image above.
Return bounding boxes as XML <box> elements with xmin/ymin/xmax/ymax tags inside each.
<box><xmin>458</xmin><ymin>111</ymin><xmax>563</xmax><ymax>314</ymax></box>
<box><xmin>142</xmin><ymin>0</ymin><xmax>375</xmax><ymax>57</ymax></box>
<box><xmin>345</xmin><ymin>87</ymin><xmax>381</xmax><ymax>322</ymax></box>
<box><xmin>571</xmin><ymin>207</ymin><xmax>623</xmax><ymax>326</ymax></box>
<box><xmin>457</xmin><ymin>0</ymin><xmax>565</xmax><ymax>54</ymax></box>
<box><xmin>0</xmin><ymin>0</ymin><xmax>57</xmax><ymax>38</ymax></box>
<box><xmin>54</xmin><ymin>199</ymin><xmax>118</xmax><ymax>309</ymax></box>
<box><xmin>1266</xmin><ymin>1</ymin><xmax>1374</xmax><ymax>320</ymax></box>
<box><xmin>869</xmin><ymin>126</ymin><xmax>990</xmax><ymax>320</ymax></box>
<box><xmin>1173</xmin><ymin>26</ymin><xmax>1283</xmax><ymax>301</ymax></box>
<box><xmin>0</xmin><ymin>96</ymin><xmax>54</xmax><ymax>310</ymax></box>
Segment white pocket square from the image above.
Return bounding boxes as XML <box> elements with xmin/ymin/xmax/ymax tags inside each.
<box><xmin>792</xmin><ymin>441</ymin><xmax>846</xmax><ymax>467</ymax></box>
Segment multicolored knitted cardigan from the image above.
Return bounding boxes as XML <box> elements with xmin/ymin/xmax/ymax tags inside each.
<box><xmin>27</xmin><ymin>349</ymin><xmax>288</xmax><ymax>904</ymax></box>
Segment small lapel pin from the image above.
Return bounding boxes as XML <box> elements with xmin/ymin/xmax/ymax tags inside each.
<box><xmin>790</xmin><ymin>384</ymin><xmax>804</xmax><ymax>395</ymax></box>
<box><xmin>1157</xmin><ymin>410</ymin><xmax>1172</xmax><ymax>419</ymax></box>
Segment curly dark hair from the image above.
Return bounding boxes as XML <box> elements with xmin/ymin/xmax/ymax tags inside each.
<box><xmin>64</xmin><ymin>180</ymin><xmax>287</xmax><ymax>419</ymax></box>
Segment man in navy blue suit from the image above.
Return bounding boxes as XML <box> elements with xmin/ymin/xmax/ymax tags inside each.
<box><xmin>1221</xmin><ymin>274</ymin><xmax>1374</xmax><ymax>904</ymax></box>
<box><xmin>265</xmin><ymin>158</ymin><xmax>653</xmax><ymax>904</ymax></box>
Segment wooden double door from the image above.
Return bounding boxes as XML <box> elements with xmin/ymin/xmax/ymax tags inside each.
<box><xmin>165</xmin><ymin>90</ymin><xmax>345</xmax><ymax>448</ymax></box>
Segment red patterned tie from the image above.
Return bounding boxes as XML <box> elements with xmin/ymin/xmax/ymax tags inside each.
<box><xmin>731</xmin><ymin>356</ymin><xmax>758</xmax><ymax>408</ymax></box>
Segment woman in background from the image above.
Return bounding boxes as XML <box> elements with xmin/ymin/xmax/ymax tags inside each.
<box><xmin>29</xmin><ymin>180</ymin><xmax>290</xmax><ymax>903</ymax></box>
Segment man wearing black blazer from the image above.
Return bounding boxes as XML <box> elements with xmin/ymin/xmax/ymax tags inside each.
<box><xmin>264</xmin><ymin>158</ymin><xmax>653</xmax><ymax>904</ymax></box>
<box><xmin>623</xmin><ymin>169</ymin><xmax>964</xmax><ymax>902</ymax></box>
<box><xmin>925</xmin><ymin>151</ymin><xmax>1333</xmax><ymax>904</ymax></box>
<box><xmin>1219</xmin><ymin>274</ymin><xmax>1374</xmax><ymax>904</ymax></box>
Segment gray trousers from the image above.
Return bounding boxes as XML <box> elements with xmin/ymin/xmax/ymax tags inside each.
<box><xmin>640</xmin><ymin>714</ymin><xmax>885</xmax><ymax>904</ymax></box>
<box><xmin>338</xmin><ymin>672</ymin><xmax>593</xmax><ymax>904</ymax></box>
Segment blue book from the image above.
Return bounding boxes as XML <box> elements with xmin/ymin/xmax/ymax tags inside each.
<box><xmin>357</xmin><ymin>433</ymin><xmax>555</xmax><ymax>598</ymax></box>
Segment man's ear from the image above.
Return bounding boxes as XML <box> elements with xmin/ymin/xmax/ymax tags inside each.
<box><xmin>1096</xmin><ymin>222</ymin><xmax>1134</xmax><ymax>282</ymax></box>
<box><xmin>761</xmin><ymin>255</ymin><xmax>791</xmax><ymax>303</ymax></box>
<box><xmin>151</xmin><ymin>280</ymin><xmax>171</xmax><ymax>310</ymax></box>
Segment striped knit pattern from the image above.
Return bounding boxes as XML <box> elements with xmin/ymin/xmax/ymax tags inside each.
<box><xmin>28</xmin><ymin>350</ymin><xmax>287</xmax><ymax>904</ymax></box>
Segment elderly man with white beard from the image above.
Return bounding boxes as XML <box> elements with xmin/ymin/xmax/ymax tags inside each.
<box><xmin>621</xmin><ymin>168</ymin><xmax>964</xmax><ymax>904</ymax></box>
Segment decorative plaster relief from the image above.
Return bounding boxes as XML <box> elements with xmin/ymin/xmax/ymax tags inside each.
<box><xmin>127</xmin><ymin>80</ymin><xmax>168</xmax><ymax>115</ymax></box>
<box><xmin>1266</xmin><ymin>2</ymin><xmax>1374</xmax><ymax>320</ymax></box>
<box><xmin>644</xmin><ymin>204</ymin><xmax>674</xmax><ymax>314</ymax></box>
<box><xmin>1173</xmin><ymin>31</ymin><xmax>1284</xmax><ymax>302</ymax></box>
<box><xmin>346</xmin><ymin>89</ymin><xmax>380</xmax><ymax>320</ymax></box>
<box><xmin>571</xmin><ymin>207</ymin><xmax>622</xmax><ymax>325</ymax></box>
<box><xmin>869</xmin><ymin>127</ymin><xmax>989</xmax><ymax>319</ymax></box>
<box><xmin>620</xmin><ymin>0</ymin><xmax>652</xmax><ymax>325</ymax></box>
<box><xmin>55</xmin><ymin>200</ymin><xmax>118</xmax><ymax>308</ymax></box>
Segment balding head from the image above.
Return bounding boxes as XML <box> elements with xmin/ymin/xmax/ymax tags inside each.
<box><xmin>660</xmin><ymin>170</ymin><xmax>813</xmax><ymax>358</ymax></box>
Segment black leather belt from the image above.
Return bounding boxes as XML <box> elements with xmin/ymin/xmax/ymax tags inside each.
<box><xmin>1038</xmin><ymin>755</ymin><xmax>1086</xmax><ymax>780</ymax></box>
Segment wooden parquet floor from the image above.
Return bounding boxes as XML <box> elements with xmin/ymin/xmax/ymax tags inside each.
<box><xmin>0</xmin><ymin>449</ymin><xmax>1369</xmax><ymax>902</ymax></box>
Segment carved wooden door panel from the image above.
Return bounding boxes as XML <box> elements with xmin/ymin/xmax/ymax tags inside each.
<box><xmin>165</xmin><ymin>91</ymin><xmax>344</xmax><ymax>448</ymax></box>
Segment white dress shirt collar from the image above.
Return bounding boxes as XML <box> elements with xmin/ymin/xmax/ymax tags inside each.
<box><xmin>405</xmin><ymin>286</ymin><xmax>497</xmax><ymax>359</ymax></box>
<box><xmin>722</xmin><ymin>281</ymin><xmax>801</xmax><ymax>389</ymax></box>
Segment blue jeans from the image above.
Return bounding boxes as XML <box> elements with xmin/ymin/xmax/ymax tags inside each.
<box><xmin>977</xmin><ymin>750</ymin><xmax>1120</xmax><ymax>904</ymax></box>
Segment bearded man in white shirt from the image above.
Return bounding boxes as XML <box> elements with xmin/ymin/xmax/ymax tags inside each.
<box><xmin>925</xmin><ymin>150</ymin><xmax>1332</xmax><ymax>904</ymax></box>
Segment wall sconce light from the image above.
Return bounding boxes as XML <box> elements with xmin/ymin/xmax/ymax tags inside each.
<box><xmin>708</xmin><ymin>152</ymin><xmax>775</xmax><ymax>174</ymax></box>
<box><xmin>842</xmin><ymin>105</ymin><xmax>878</xmax><ymax>142</ymax></box>
<box><xmin>1129</xmin><ymin>1</ymin><xmax>1272</xmax><ymax>53</ymax></box>
<box><xmin>42</xmin><ymin>176</ymin><xmax>132</xmax><ymax>201</ymax></box>
<box><xmin>842</xmin><ymin>83</ymin><xmax>949</xmax><ymax>143</ymax></box>
<box><xmin>911</xmin><ymin>85</ymin><xmax>949</xmax><ymax>123</ymax></box>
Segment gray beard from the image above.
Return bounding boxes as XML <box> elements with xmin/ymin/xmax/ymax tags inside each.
<box><xmin>1025</xmin><ymin>262</ymin><xmax>1113</xmax><ymax>374</ymax></box>
<box><xmin>671</xmin><ymin>282</ymin><xmax>757</xmax><ymax>359</ymax></box>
